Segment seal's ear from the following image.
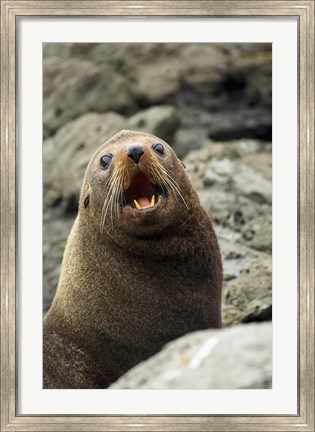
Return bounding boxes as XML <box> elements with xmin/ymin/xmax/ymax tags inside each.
<box><xmin>178</xmin><ymin>158</ymin><xmax>186</xmax><ymax>169</ymax></box>
<box><xmin>83</xmin><ymin>186</ymin><xmax>91</xmax><ymax>209</ymax></box>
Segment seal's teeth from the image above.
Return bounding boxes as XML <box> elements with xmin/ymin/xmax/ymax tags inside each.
<box><xmin>134</xmin><ymin>199</ymin><xmax>143</xmax><ymax>210</ymax></box>
<box><xmin>150</xmin><ymin>195</ymin><xmax>155</xmax><ymax>208</ymax></box>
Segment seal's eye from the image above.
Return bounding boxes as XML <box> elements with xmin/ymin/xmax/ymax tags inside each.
<box><xmin>100</xmin><ymin>153</ymin><xmax>113</xmax><ymax>170</ymax></box>
<box><xmin>152</xmin><ymin>143</ymin><xmax>165</xmax><ymax>156</ymax></box>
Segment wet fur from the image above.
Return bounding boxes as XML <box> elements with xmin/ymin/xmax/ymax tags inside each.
<box><xmin>43</xmin><ymin>130</ymin><xmax>223</xmax><ymax>389</ymax></box>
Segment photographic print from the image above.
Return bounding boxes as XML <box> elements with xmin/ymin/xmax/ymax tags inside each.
<box><xmin>42</xmin><ymin>42</ymin><xmax>272</xmax><ymax>390</ymax></box>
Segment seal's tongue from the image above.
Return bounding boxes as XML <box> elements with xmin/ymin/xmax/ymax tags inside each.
<box><xmin>134</xmin><ymin>195</ymin><xmax>155</xmax><ymax>210</ymax></box>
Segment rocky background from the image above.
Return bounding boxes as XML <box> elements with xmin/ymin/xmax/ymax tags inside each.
<box><xmin>43</xmin><ymin>43</ymin><xmax>272</xmax><ymax>389</ymax></box>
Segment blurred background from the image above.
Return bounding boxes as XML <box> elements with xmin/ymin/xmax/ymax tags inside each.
<box><xmin>43</xmin><ymin>43</ymin><xmax>272</xmax><ymax>388</ymax></box>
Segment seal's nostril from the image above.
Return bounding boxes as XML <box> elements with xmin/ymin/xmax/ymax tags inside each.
<box><xmin>126</xmin><ymin>143</ymin><xmax>144</xmax><ymax>164</ymax></box>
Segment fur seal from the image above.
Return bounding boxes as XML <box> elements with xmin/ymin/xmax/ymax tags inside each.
<box><xmin>43</xmin><ymin>130</ymin><xmax>223</xmax><ymax>389</ymax></box>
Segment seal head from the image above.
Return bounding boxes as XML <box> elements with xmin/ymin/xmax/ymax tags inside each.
<box><xmin>81</xmin><ymin>130</ymin><xmax>195</xmax><ymax>252</ymax></box>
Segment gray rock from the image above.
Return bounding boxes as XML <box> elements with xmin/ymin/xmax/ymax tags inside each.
<box><xmin>204</xmin><ymin>158</ymin><xmax>235</xmax><ymax>186</ymax></box>
<box><xmin>172</xmin><ymin>127</ymin><xmax>208</xmax><ymax>159</ymax></box>
<box><xmin>223</xmin><ymin>269</ymin><xmax>272</xmax><ymax>326</ymax></box>
<box><xmin>179</xmin><ymin>44</ymin><xmax>228</xmax><ymax>88</ymax></box>
<box><xmin>127</xmin><ymin>105</ymin><xmax>179</xmax><ymax>143</ymax></box>
<box><xmin>242</xmin><ymin>152</ymin><xmax>272</xmax><ymax>180</ymax></box>
<box><xmin>43</xmin><ymin>212</ymin><xmax>75</xmax><ymax>312</ymax></box>
<box><xmin>110</xmin><ymin>323</ymin><xmax>272</xmax><ymax>389</ymax></box>
<box><xmin>185</xmin><ymin>141</ymin><xmax>272</xmax><ymax>219</ymax></box>
<box><xmin>43</xmin><ymin>112</ymin><xmax>126</xmax><ymax>212</ymax></box>
<box><xmin>43</xmin><ymin>57</ymin><xmax>133</xmax><ymax>136</ymax></box>
<box><xmin>133</xmin><ymin>60</ymin><xmax>181</xmax><ymax>104</ymax></box>
<box><xmin>205</xmin><ymin>108</ymin><xmax>271</xmax><ymax>142</ymax></box>
<box><xmin>173</xmin><ymin>42</ymin><xmax>272</xmax><ymax>141</ymax></box>
<box><xmin>184</xmin><ymin>139</ymin><xmax>269</xmax><ymax>171</ymax></box>
<box><xmin>233</xmin><ymin>163</ymin><xmax>272</xmax><ymax>204</ymax></box>
<box><xmin>220</xmin><ymin>236</ymin><xmax>271</xmax><ymax>279</ymax></box>
<box><xmin>43</xmin><ymin>43</ymin><xmax>72</xmax><ymax>58</ymax></box>
<box><xmin>43</xmin><ymin>43</ymin><xmax>271</xmax><ymax>142</ymax></box>
<box><xmin>198</xmin><ymin>189</ymin><xmax>266</xmax><ymax>229</ymax></box>
<box><xmin>220</xmin><ymin>237</ymin><xmax>272</xmax><ymax>326</ymax></box>
<box><xmin>241</xmin><ymin>214</ymin><xmax>272</xmax><ymax>253</ymax></box>
<box><xmin>183</xmin><ymin>140</ymin><xmax>272</xmax><ymax>327</ymax></box>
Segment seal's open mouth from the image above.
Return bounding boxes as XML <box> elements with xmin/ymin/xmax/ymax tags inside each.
<box><xmin>124</xmin><ymin>173</ymin><xmax>164</xmax><ymax>210</ymax></box>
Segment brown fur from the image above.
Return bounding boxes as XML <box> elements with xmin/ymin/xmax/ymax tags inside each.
<box><xmin>43</xmin><ymin>130</ymin><xmax>223</xmax><ymax>389</ymax></box>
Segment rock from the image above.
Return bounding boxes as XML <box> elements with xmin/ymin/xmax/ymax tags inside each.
<box><xmin>233</xmin><ymin>163</ymin><xmax>272</xmax><ymax>204</ymax></box>
<box><xmin>185</xmin><ymin>141</ymin><xmax>272</xmax><ymax>205</ymax></box>
<box><xmin>199</xmin><ymin>190</ymin><xmax>260</xmax><ymax>228</ymax></box>
<box><xmin>43</xmin><ymin>43</ymin><xmax>271</xmax><ymax>142</ymax></box>
<box><xmin>173</xmin><ymin>43</ymin><xmax>272</xmax><ymax>142</ymax></box>
<box><xmin>220</xmin><ymin>236</ymin><xmax>271</xmax><ymax>279</ymax></box>
<box><xmin>43</xmin><ymin>57</ymin><xmax>133</xmax><ymax>136</ymax></box>
<box><xmin>127</xmin><ymin>105</ymin><xmax>179</xmax><ymax>143</ymax></box>
<box><xmin>172</xmin><ymin>127</ymin><xmax>208</xmax><ymax>159</ymax></box>
<box><xmin>43</xmin><ymin>112</ymin><xmax>126</xmax><ymax>212</ymax></box>
<box><xmin>43</xmin><ymin>42</ymin><xmax>73</xmax><ymax>59</ymax></box>
<box><xmin>185</xmin><ymin>141</ymin><xmax>272</xmax><ymax>231</ymax></box>
<box><xmin>43</xmin><ymin>212</ymin><xmax>75</xmax><ymax>312</ymax></box>
<box><xmin>222</xmin><ymin>269</ymin><xmax>272</xmax><ymax>326</ymax></box>
<box><xmin>241</xmin><ymin>214</ymin><xmax>272</xmax><ymax>253</ymax></box>
<box><xmin>110</xmin><ymin>323</ymin><xmax>272</xmax><ymax>389</ymax></box>
<box><xmin>242</xmin><ymin>152</ymin><xmax>272</xmax><ymax>180</ymax></box>
<box><xmin>184</xmin><ymin>139</ymin><xmax>268</xmax><ymax>169</ymax></box>
<box><xmin>204</xmin><ymin>158</ymin><xmax>235</xmax><ymax>186</ymax></box>
<box><xmin>179</xmin><ymin>44</ymin><xmax>228</xmax><ymax>88</ymax></box>
<box><xmin>133</xmin><ymin>60</ymin><xmax>181</xmax><ymax>105</ymax></box>
<box><xmin>219</xmin><ymin>236</ymin><xmax>272</xmax><ymax>326</ymax></box>
<box><xmin>183</xmin><ymin>140</ymin><xmax>272</xmax><ymax>327</ymax></box>
<box><xmin>206</xmin><ymin>108</ymin><xmax>271</xmax><ymax>142</ymax></box>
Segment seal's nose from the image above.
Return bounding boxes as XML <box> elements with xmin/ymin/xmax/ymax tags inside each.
<box><xmin>126</xmin><ymin>143</ymin><xmax>144</xmax><ymax>164</ymax></box>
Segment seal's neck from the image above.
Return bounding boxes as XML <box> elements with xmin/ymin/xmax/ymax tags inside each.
<box><xmin>77</xmin><ymin>210</ymin><xmax>210</xmax><ymax>259</ymax></box>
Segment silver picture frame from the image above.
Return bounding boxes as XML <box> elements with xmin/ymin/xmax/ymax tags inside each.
<box><xmin>1</xmin><ymin>1</ymin><xmax>314</xmax><ymax>431</ymax></box>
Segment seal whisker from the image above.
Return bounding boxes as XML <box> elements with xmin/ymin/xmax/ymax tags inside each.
<box><xmin>149</xmin><ymin>165</ymin><xmax>184</xmax><ymax>209</ymax></box>
<box><xmin>149</xmin><ymin>166</ymin><xmax>171</xmax><ymax>196</ymax></box>
<box><xmin>149</xmin><ymin>166</ymin><xmax>177</xmax><ymax>198</ymax></box>
<box><xmin>109</xmin><ymin>174</ymin><xmax>122</xmax><ymax>227</ymax></box>
<box><xmin>112</xmin><ymin>167</ymin><xmax>126</xmax><ymax>226</ymax></box>
<box><xmin>101</xmin><ymin>171</ymin><xmax>122</xmax><ymax>232</ymax></box>
<box><xmin>112</xmin><ymin>171</ymin><xmax>125</xmax><ymax>225</ymax></box>
<box><xmin>110</xmin><ymin>171</ymin><xmax>125</xmax><ymax>226</ymax></box>
<box><xmin>158</xmin><ymin>166</ymin><xmax>189</xmax><ymax>210</ymax></box>
<box><xmin>164</xmin><ymin>175</ymin><xmax>189</xmax><ymax>210</ymax></box>
<box><xmin>101</xmin><ymin>185</ymin><xmax>114</xmax><ymax>232</ymax></box>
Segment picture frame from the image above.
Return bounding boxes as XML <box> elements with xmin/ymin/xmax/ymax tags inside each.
<box><xmin>1</xmin><ymin>1</ymin><xmax>314</xmax><ymax>431</ymax></box>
